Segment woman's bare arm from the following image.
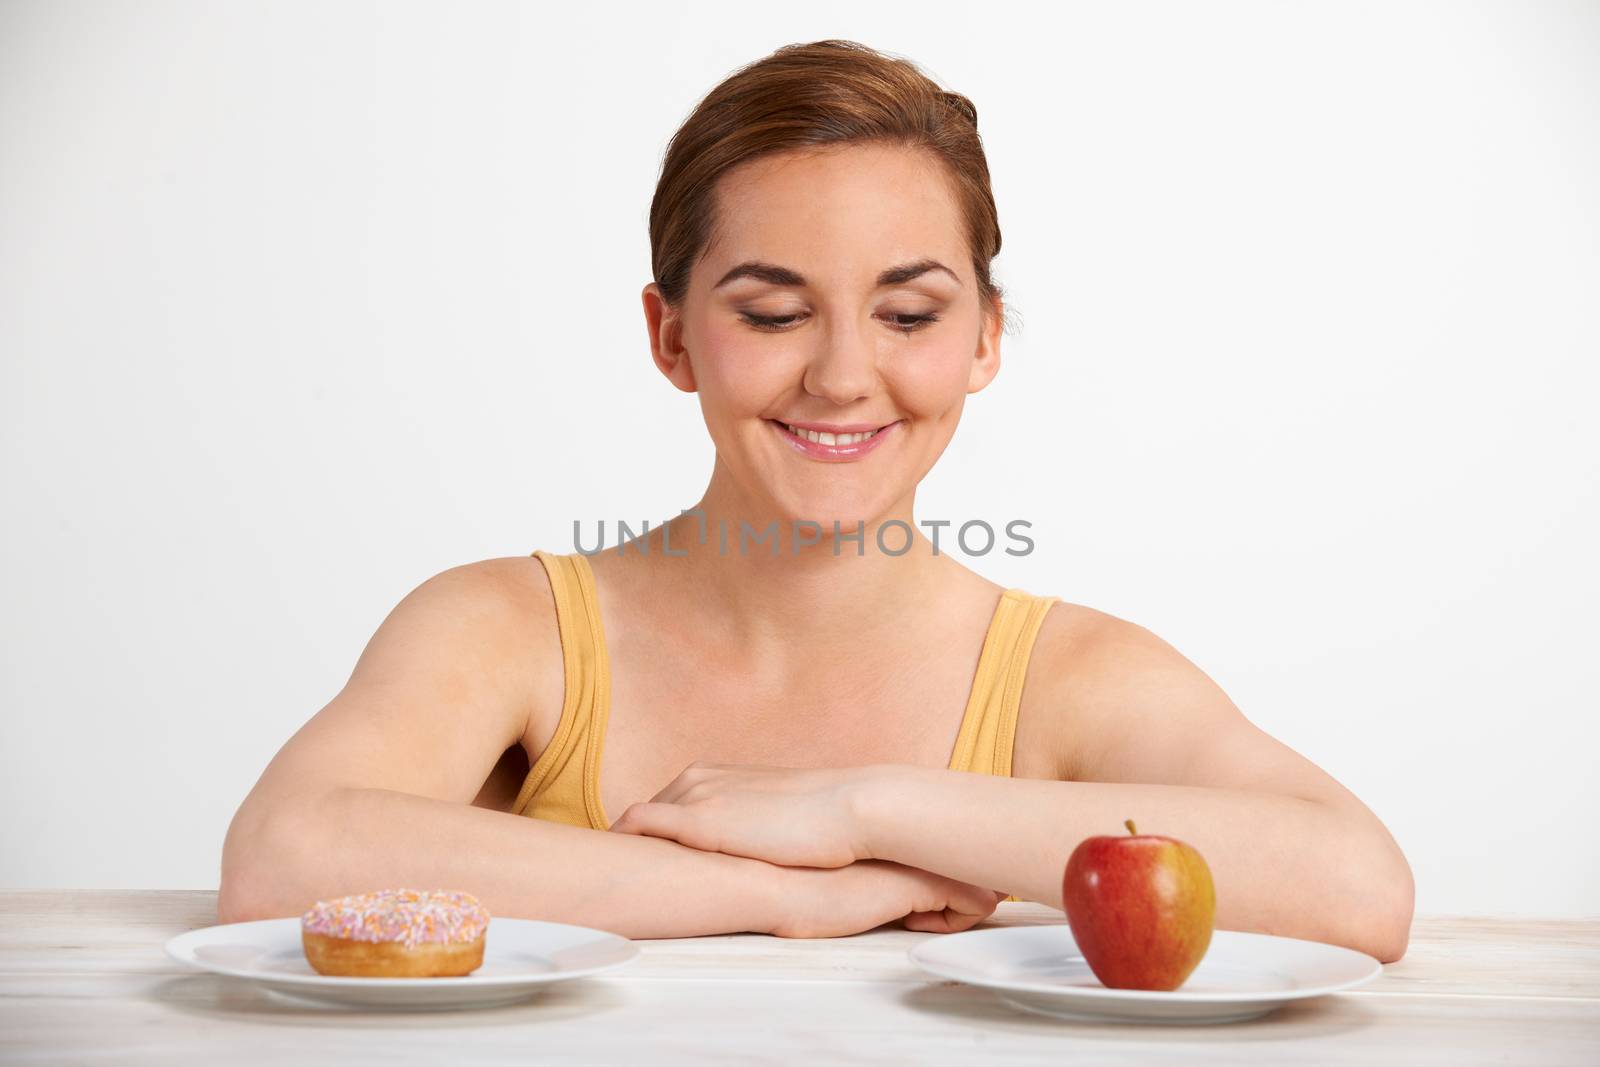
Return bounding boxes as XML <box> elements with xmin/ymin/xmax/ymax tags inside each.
<box><xmin>219</xmin><ymin>558</ymin><xmax>783</xmax><ymax>938</ymax></box>
<box><xmin>223</xmin><ymin>558</ymin><xmax>1008</xmax><ymax>939</ymax></box>
<box><xmin>853</xmin><ymin>611</ymin><xmax>1416</xmax><ymax>962</ymax></box>
<box><xmin>532</xmin><ymin>595</ymin><xmax>1411</xmax><ymax>957</ymax></box>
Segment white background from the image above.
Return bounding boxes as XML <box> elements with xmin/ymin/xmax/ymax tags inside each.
<box><xmin>2</xmin><ymin>1</ymin><xmax>1596</xmax><ymax>916</ymax></box>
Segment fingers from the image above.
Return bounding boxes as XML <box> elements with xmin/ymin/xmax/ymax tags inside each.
<box><xmin>902</xmin><ymin>910</ymin><xmax>946</xmax><ymax>933</ymax></box>
<box><xmin>902</xmin><ymin>881</ymin><xmax>998</xmax><ymax>934</ymax></box>
<box><xmin>946</xmin><ymin>905</ymin><xmax>991</xmax><ymax>932</ymax></box>
<box><xmin>648</xmin><ymin>774</ymin><xmax>693</xmax><ymax>805</ymax></box>
<box><xmin>948</xmin><ymin>879</ymin><xmax>1002</xmax><ymax>918</ymax></box>
<box><xmin>609</xmin><ymin>802</ymin><xmax>679</xmax><ymax>839</ymax></box>
<box><xmin>926</xmin><ymin>880</ymin><xmax>1002</xmax><ymax>933</ymax></box>
<box><xmin>903</xmin><ymin>906</ymin><xmax>986</xmax><ymax>934</ymax></box>
<box><xmin>615</xmin><ymin>801</ymin><xmax>735</xmax><ymax>858</ymax></box>
<box><xmin>648</xmin><ymin>761</ymin><xmax>725</xmax><ymax>804</ymax></box>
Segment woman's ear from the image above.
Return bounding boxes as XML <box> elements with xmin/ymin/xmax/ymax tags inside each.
<box><xmin>966</xmin><ymin>292</ymin><xmax>1003</xmax><ymax>394</ymax></box>
<box><xmin>642</xmin><ymin>283</ymin><xmax>697</xmax><ymax>393</ymax></box>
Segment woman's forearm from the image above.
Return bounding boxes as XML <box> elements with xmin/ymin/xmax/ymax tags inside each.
<box><xmin>854</xmin><ymin>764</ymin><xmax>1414</xmax><ymax>962</ymax></box>
<box><xmin>219</xmin><ymin>786</ymin><xmax>780</xmax><ymax>939</ymax></box>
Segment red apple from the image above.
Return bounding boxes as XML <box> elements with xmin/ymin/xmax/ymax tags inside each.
<box><xmin>1061</xmin><ymin>819</ymin><xmax>1216</xmax><ymax>991</ymax></box>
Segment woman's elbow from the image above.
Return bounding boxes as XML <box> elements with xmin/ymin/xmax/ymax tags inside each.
<box><xmin>1372</xmin><ymin>854</ymin><xmax>1416</xmax><ymax>963</ymax></box>
<box><xmin>1351</xmin><ymin>837</ymin><xmax>1415</xmax><ymax>964</ymax></box>
<box><xmin>217</xmin><ymin>797</ymin><xmax>321</xmax><ymax>924</ymax></box>
<box><xmin>1301</xmin><ymin>809</ymin><xmax>1415</xmax><ymax>963</ymax></box>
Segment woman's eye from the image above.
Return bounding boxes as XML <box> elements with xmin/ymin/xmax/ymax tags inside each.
<box><xmin>739</xmin><ymin>312</ymin><xmax>804</xmax><ymax>331</ymax></box>
<box><xmin>885</xmin><ymin>313</ymin><xmax>940</xmax><ymax>335</ymax></box>
<box><xmin>737</xmin><ymin>311</ymin><xmax>941</xmax><ymax>335</ymax></box>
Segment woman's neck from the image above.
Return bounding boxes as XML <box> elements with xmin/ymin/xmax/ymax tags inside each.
<box><xmin>603</xmin><ymin>472</ymin><xmax>964</xmax><ymax>674</ymax></box>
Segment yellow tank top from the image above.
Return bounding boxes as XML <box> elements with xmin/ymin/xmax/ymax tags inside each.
<box><xmin>511</xmin><ymin>548</ymin><xmax>1060</xmax><ymax>904</ymax></box>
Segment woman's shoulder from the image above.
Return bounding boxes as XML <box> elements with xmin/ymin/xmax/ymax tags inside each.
<box><xmin>414</xmin><ymin>553</ymin><xmax>561</xmax><ymax>631</ymax></box>
<box><xmin>1027</xmin><ymin>599</ymin><xmax>1184</xmax><ymax>676</ymax></box>
<box><xmin>1020</xmin><ymin>597</ymin><xmax>1227</xmax><ymax>779</ymax></box>
<box><xmin>405</xmin><ymin>553</ymin><xmax>568</xmax><ymax>746</ymax></box>
<box><xmin>1022</xmin><ymin>595</ymin><xmax>1129</xmax><ymax>690</ymax></box>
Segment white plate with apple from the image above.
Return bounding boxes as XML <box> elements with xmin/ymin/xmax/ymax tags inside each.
<box><xmin>909</xmin><ymin>820</ymin><xmax>1382</xmax><ymax>1024</ymax></box>
<box><xmin>908</xmin><ymin>923</ymin><xmax>1382</xmax><ymax>1024</ymax></box>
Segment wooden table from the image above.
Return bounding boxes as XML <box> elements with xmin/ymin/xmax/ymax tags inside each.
<box><xmin>2</xmin><ymin>892</ymin><xmax>1596</xmax><ymax>1063</ymax></box>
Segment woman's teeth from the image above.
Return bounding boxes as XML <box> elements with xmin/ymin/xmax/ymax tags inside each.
<box><xmin>782</xmin><ymin>423</ymin><xmax>879</xmax><ymax>446</ymax></box>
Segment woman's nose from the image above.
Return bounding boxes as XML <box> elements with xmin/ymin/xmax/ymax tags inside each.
<box><xmin>802</xmin><ymin>326</ymin><xmax>878</xmax><ymax>405</ymax></box>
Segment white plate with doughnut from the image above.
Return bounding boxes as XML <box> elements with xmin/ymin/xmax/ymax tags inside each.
<box><xmin>166</xmin><ymin>917</ymin><xmax>640</xmax><ymax>1010</ymax></box>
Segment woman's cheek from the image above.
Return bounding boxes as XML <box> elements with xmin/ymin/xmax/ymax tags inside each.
<box><xmin>885</xmin><ymin>340</ymin><xmax>977</xmax><ymax>416</ymax></box>
<box><xmin>698</xmin><ymin>337</ymin><xmax>803</xmax><ymax>411</ymax></box>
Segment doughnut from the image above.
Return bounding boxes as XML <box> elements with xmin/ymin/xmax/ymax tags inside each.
<box><xmin>300</xmin><ymin>889</ymin><xmax>490</xmax><ymax>977</ymax></box>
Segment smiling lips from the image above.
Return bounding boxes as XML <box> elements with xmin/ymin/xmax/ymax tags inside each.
<box><xmin>768</xmin><ymin>418</ymin><xmax>900</xmax><ymax>461</ymax></box>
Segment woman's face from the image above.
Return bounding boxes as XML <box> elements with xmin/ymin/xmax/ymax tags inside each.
<box><xmin>645</xmin><ymin>142</ymin><xmax>1001</xmax><ymax>531</ymax></box>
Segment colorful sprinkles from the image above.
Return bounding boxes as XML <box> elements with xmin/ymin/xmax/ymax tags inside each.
<box><xmin>301</xmin><ymin>889</ymin><xmax>490</xmax><ymax>950</ymax></box>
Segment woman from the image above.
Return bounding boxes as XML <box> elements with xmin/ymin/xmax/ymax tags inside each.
<box><xmin>220</xmin><ymin>39</ymin><xmax>1413</xmax><ymax>960</ymax></box>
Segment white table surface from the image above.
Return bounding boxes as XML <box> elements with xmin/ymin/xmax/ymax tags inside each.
<box><xmin>2</xmin><ymin>891</ymin><xmax>1597</xmax><ymax>1064</ymax></box>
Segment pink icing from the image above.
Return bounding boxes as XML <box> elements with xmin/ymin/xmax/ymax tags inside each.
<box><xmin>301</xmin><ymin>889</ymin><xmax>490</xmax><ymax>950</ymax></box>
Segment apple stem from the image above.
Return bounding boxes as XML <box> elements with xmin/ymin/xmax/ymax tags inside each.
<box><xmin>1125</xmin><ymin>819</ymin><xmax>1138</xmax><ymax>835</ymax></box>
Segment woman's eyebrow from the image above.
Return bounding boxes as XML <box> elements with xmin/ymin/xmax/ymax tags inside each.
<box><xmin>712</xmin><ymin>257</ymin><xmax>961</xmax><ymax>290</ymax></box>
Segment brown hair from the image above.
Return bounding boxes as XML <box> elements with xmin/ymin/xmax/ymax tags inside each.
<box><xmin>648</xmin><ymin>39</ymin><xmax>1015</xmax><ymax>334</ymax></box>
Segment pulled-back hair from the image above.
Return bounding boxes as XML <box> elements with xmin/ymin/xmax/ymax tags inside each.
<box><xmin>649</xmin><ymin>39</ymin><xmax>1012</xmax><ymax>332</ymax></box>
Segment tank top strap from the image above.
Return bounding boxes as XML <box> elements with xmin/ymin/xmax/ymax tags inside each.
<box><xmin>947</xmin><ymin>589</ymin><xmax>1060</xmax><ymax>777</ymax></box>
<box><xmin>949</xmin><ymin>587</ymin><xmax>1058</xmax><ymax>905</ymax></box>
<box><xmin>512</xmin><ymin>550</ymin><xmax>614</xmax><ymax>830</ymax></box>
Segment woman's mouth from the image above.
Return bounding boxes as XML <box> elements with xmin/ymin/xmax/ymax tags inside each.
<box><xmin>766</xmin><ymin>419</ymin><xmax>901</xmax><ymax>462</ymax></box>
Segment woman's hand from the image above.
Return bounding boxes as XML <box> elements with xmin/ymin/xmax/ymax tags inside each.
<box><xmin>607</xmin><ymin>761</ymin><xmax>875</xmax><ymax>868</ymax></box>
<box><xmin>764</xmin><ymin>859</ymin><xmax>1005</xmax><ymax>938</ymax></box>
